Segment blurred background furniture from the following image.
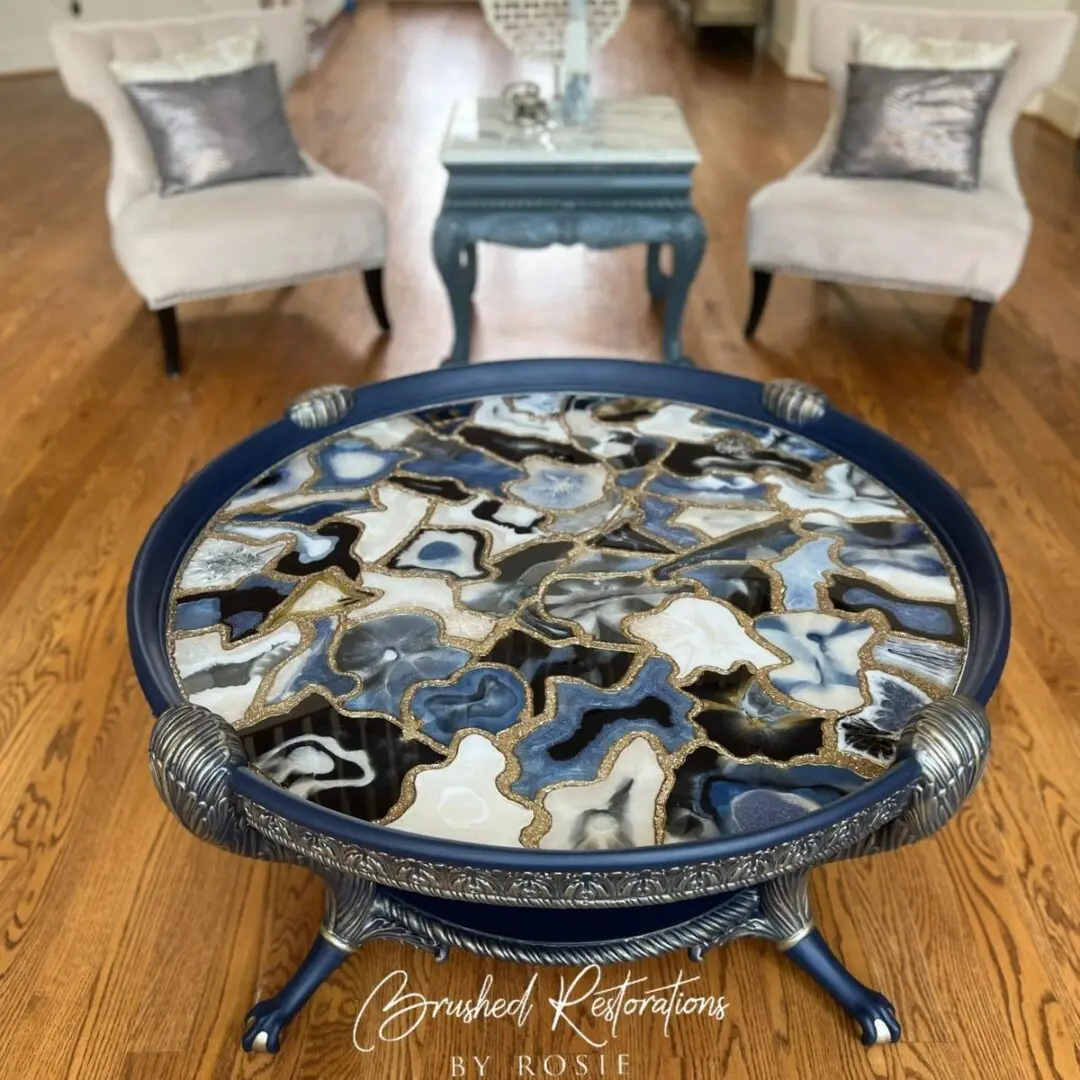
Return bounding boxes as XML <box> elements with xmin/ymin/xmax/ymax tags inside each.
<box><xmin>481</xmin><ymin>0</ymin><xmax>629</xmax><ymax>117</ymax></box>
<box><xmin>665</xmin><ymin>0</ymin><xmax>770</xmax><ymax>50</ymax></box>
<box><xmin>744</xmin><ymin>3</ymin><xmax>1077</xmax><ymax>372</ymax></box>
<box><xmin>434</xmin><ymin>95</ymin><xmax>705</xmax><ymax>367</ymax></box>
<box><xmin>2</xmin><ymin>1</ymin><xmax>348</xmax><ymax>74</ymax></box>
<box><xmin>50</xmin><ymin>5</ymin><xmax>388</xmax><ymax>376</ymax></box>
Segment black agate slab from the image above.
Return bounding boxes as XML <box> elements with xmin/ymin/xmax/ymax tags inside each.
<box><xmin>168</xmin><ymin>392</ymin><xmax>969</xmax><ymax>850</ymax></box>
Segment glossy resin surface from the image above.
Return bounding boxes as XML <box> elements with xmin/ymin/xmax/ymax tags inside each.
<box><xmin>167</xmin><ymin>393</ymin><xmax>968</xmax><ymax>850</ymax></box>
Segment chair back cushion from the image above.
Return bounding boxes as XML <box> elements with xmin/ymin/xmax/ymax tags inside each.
<box><xmin>50</xmin><ymin>7</ymin><xmax>308</xmax><ymax>221</ymax></box>
<box><xmin>808</xmin><ymin>4</ymin><xmax>1077</xmax><ymax>199</ymax></box>
<box><xmin>827</xmin><ymin>65</ymin><xmax>1006</xmax><ymax>191</ymax></box>
<box><xmin>124</xmin><ymin>63</ymin><xmax>312</xmax><ymax>197</ymax></box>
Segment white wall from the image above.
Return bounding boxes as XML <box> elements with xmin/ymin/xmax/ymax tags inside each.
<box><xmin>1042</xmin><ymin>0</ymin><xmax>1080</xmax><ymax>135</ymax></box>
<box><xmin>769</xmin><ymin>0</ymin><xmax>1079</xmax><ymax>135</ymax></box>
<box><xmin>0</xmin><ymin>1</ymin><xmax>72</xmax><ymax>73</ymax></box>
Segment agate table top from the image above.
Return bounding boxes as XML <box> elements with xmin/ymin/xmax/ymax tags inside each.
<box><xmin>156</xmin><ymin>376</ymin><xmax>979</xmax><ymax>851</ymax></box>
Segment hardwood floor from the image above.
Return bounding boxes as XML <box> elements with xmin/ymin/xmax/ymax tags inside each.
<box><xmin>2</xmin><ymin>6</ymin><xmax>1080</xmax><ymax>1078</ymax></box>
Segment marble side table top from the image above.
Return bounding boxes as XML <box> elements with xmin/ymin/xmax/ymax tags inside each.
<box><xmin>440</xmin><ymin>95</ymin><xmax>702</xmax><ymax>167</ymax></box>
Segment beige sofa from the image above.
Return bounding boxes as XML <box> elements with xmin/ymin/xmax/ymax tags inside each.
<box><xmin>745</xmin><ymin>3</ymin><xmax>1077</xmax><ymax>371</ymax></box>
<box><xmin>51</xmin><ymin>6</ymin><xmax>388</xmax><ymax>376</ymax></box>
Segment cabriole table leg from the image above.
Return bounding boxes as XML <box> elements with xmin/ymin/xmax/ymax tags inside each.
<box><xmin>660</xmin><ymin>212</ymin><xmax>706</xmax><ymax>366</ymax></box>
<box><xmin>646</xmin><ymin>242</ymin><xmax>668</xmax><ymax>301</ymax></box>
<box><xmin>756</xmin><ymin>873</ymin><xmax>901</xmax><ymax>1045</ymax></box>
<box><xmin>433</xmin><ymin>213</ymin><xmax>477</xmax><ymax>368</ymax></box>
<box><xmin>242</xmin><ymin>874</ymin><xmax>448</xmax><ymax>1053</ymax></box>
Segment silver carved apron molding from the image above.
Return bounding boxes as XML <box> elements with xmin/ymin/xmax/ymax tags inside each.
<box><xmin>237</xmin><ymin>785</ymin><xmax>916</xmax><ymax>908</ymax></box>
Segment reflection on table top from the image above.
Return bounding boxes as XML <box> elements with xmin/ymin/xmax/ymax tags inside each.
<box><xmin>440</xmin><ymin>95</ymin><xmax>702</xmax><ymax>167</ymax></box>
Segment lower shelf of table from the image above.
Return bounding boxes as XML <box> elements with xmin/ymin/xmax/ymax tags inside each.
<box><xmin>381</xmin><ymin>886</ymin><xmax>746</xmax><ymax>946</ymax></box>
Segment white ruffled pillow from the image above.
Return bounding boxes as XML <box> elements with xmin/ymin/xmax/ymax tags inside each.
<box><xmin>855</xmin><ymin>24</ymin><xmax>1015</xmax><ymax>70</ymax></box>
<box><xmin>110</xmin><ymin>29</ymin><xmax>260</xmax><ymax>83</ymax></box>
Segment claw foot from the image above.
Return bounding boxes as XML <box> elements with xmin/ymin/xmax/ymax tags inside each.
<box><xmin>783</xmin><ymin>928</ymin><xmax>903</xmax><ymax>1047</ymax></box>
<box><xmin>243</xmin><ymin>998</ymin><xmax>290</xmax><ymax>1054</ymax></box>
<box><xmin>240</xmin><ymin>933</ymin><xmax>350</xmax><ymax>1053</ymax></box>
<box><xmin>853</xmin><ymin>991</ymin><xmax>902</xmax><ymax>1046</ymax></box>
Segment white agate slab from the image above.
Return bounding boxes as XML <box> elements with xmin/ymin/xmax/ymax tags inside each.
<box><xmin>539</xmin><ymin>737</ymin><xmax>665</xmax><ymax>850</ymax></box>
<box><xmin>627</xmin><ymin>596</ymin><xmax>783</xmax><ymax>678</ymax></box>
<box><xmin>430</xmin><ymin>495</ymin><xmax>545</xmax><ymax>555</ymax></box>
<box><xmin>349</xmin><ymin>414</ymin><xmax>423</xmax><ymax>448</ymax></box>
<box><xmin>223</xmin><ymin>522</ymin><xmax>335</xmax><ymax>562</ymax></box>
<box><xmin>508</xmin><ymin>393</ymin><xmax>567</xmax><ymax>416</ymax></box>
<box><xmin>228</xmin><ymin>455</ymin><xmax>314</xmax><ymax>511</ymax></box>
<box><xmin>773</xmin><ymin>537</ymin><xmax>838</xmax><ymax>610</ymax></box>
<box><xmin>508</xmin><ymin>460</ymin><xmax>609</xmax><ymax>509</ymax></box>
<box><xmin>344</xmin><ymin>484</ymin><xmax>430</xmax><ymax>562</ymax></box>
<box><xmin>635</xmin><ymin>403</ymin><xmax>719</xmax><ymax>443</ymax></box>
<box><xmin>672</xmin><ymin>506</ymin><xmax>778</xmax><ymax>539</ymax></box>
<box><xmin>386</xmin><ymin>733</ymin><xmax>532</xmax><ymax>846</ymax></box>
<box><xmin>287</xmin><ymin>579</ymin><xmax>355</xmax><ymax>614</ymax></box>
<box><xmin>174</xmin><ymin>622</ymin><xmax>302</xmax><ymax>724</ymax></box>
<box><xmin>179</xmin><ymin>537</ymin><xmax>287</xmax><ymax>591</ymax></box>
<box><xmin>352</xmin><ymin>569</ymin><xmax>497</xmax><ymax>641</ymax></box>
<box><xmin>472</xmin><ymin>396</ymin><xmax>568</xmax><ymax>441</ymax></box>
<box><xmin>262</xmin><ymin>487</ymin><xmax>374</xmax><ymax>511</ymax></box>
<box><xmin>766</xmin><ymin>463</ymin><xmax>907</xmax><ymax>520</ymax></box>
<box><xmin>756</xmin><ymin>612</ymin><xmax>873</xmax><ymax>711</ymax></box>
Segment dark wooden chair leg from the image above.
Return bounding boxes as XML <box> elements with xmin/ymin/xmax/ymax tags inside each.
<box><xmin>363</xmin><ymin>267</ymin><xmax>391</xmax><ymax>332</ymax></box>
<box><xmin>968</xmin><ymin>300</ymin><xmax>993</xmax><ymax>372</ymax></box>
<box><xmin>744</xmin><ymin>270</ymin><xmax>774</xmax><ymax>339</ymax></box>
<box><xmin>156</xmin><ymin>306</ymin><xmax>181</xmax><ymax>377</ymax></box>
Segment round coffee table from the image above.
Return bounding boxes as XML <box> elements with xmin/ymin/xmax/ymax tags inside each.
<box><xmin>128</xmin><ymin>359</ymin><xmax>1009</xmax><ymax>1053</ymax></box>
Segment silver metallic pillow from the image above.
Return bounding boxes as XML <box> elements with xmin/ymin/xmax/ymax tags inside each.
<box><xmin>123</xmin><ymin>63</ymin><xmax>311</xmax><ymax>197</ymax></box>
<box><xmin>827</xmin><ymin>64</ymin><xmax>1005</xmax><ymax>191</ymax></box>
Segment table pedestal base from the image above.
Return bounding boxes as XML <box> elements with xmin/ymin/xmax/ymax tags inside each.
<box><xmin>240</xmin><ymin>869</ymin><xmax>901</xmax><ymax>1053</ymax></box>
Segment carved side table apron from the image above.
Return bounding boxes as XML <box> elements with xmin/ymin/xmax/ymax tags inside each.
<box><xmin>434</xmin><ymin>97</ymin><xmax>706</xmax><ymax>367</ymax></box>
<box><xmin>128</xmin><ymin>359</ymin><xmax>1009</xmax><ymax>1053</ymax></box>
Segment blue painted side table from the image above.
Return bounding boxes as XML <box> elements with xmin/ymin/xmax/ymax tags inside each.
<box><xmin>434</xmin><ymin>97</ymin><xmax>706</xmax><ymax>367</ymax></box>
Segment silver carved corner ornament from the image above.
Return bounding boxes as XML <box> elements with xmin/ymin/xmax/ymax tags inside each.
<box><xmin>845</xmin><ymin>694</ymin><xmax>991</xmax><ymax>859</ymax></box>
<box><xmin>762</xmin><ymin>379</ymin><xmax>829</xmax><ymax>426</ymax></box>
<box><xmin>286</xmin><ymin>384</ymin><xmax>355</xmax><ymax>429</ymax></box>
<box><xmin>149</xmin><ymin>703</ymin><xmax>267</xmax><ymax>860</ymax></box>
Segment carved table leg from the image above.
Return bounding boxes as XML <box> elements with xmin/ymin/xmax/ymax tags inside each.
<box><xmin>243</xmin><ymin>874</ymin><xmax>448</xmax><ymax>1053</ymax></box>
<box><xmin>646</xmin><ymin>242</ymin><xmax>668</xmax><ymax>301</ymax></box>
<box><xmin>755</xmin><ymin>695</ymin><xmax>990</xmax><ymax>1045</ymax></box>
<box><xmin>243</xmin><ymin>935</ymin><xmax>350</xmax><ymax>1053</ymax></box>
<box><xmin>433</xmin><ymin>213</ymin><xmax>476</xmax><ymax>368</ymax></box>
<box><xmin>784</xmin><ymin>931</ymin><xmax>901</xmax><ymax>1045</ymax></box>
<box><xmin>758</xmin><ymin>872</ymin><xmax>901</xmax><ymax>1045</ymax></box>
<box><xmin>661</xmin><ymin>213</ymin><xmax>707</xmax><ymax>366</ymax></box>
<box><xmin>463</xmin><ymin>242</ymin><xmax>477</xmax><ymax>295</ymax></box>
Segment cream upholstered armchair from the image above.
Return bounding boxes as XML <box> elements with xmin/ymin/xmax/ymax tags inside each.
<box><xmin>51</xmin><ymin>7</ymin><xmax>389</xmax><ymax>376</ymax></box>
<box><xmin>745</xmin><ymin>4</ymin><xmax>1076</xmax><ymax>371</ymax></box>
